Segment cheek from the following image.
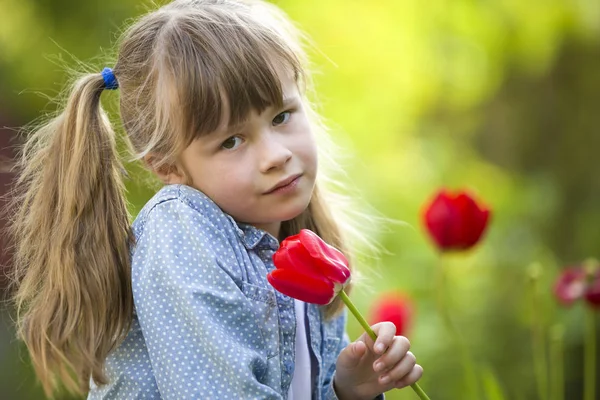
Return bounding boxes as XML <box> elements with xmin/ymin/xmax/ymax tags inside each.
<box><xmin>205</xmin><ymin>166</ymin><xmax>253</xmax><ymax>196</ymax></box>
<box><xmin>296</xmin><ymin>128</ymin><xmax>318</xmax><ymax>171</ymax></box>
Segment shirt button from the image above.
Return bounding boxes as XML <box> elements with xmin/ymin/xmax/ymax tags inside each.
<box><xmin>284</xmin><ymin>361</ymin><xmax>294</xmax><ymax>374</ymax></box>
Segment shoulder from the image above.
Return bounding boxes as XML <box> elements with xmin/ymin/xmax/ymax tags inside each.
<box><xmin>129</xmin><ymin>185</ymin><xmax>247</xmax><ymax>281</ymax></box>
<box><xmin>132</xmin><ymin>184</ymin><xmax>238</xmax><ymax>240</ymax></box>
<box><xmin>130</xmin><ymin>184</ymin><xmax>249</xmax><ymax>270</ymax></box>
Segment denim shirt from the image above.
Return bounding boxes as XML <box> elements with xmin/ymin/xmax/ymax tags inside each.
<box><xmin>88</xmin><ymin>184</ymin><xmax>382</xmax><ymax>400</ymax></box>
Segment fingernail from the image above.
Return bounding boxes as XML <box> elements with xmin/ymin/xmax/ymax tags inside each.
<box><xmin>376</xmin><ymin>343</ymin><xmax>385</xmax><ymax>353</ymax></box>
<box><xmin>380</xmin><ymin>375</ymin><xmax>390</xmax><ymax>384</ymax></box>
<box><xmin>374</xmin><ymin>362</ymin><xmax>383</xmax><ymax>372</ymax></box>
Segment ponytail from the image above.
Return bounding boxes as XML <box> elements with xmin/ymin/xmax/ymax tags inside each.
<box><xmin>7</xmin><ymin>72</ymin><xmax>133</xmax><ymax>397</ymax></box>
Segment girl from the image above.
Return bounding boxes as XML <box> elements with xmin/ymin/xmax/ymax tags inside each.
<box><xmin>9</xmin><ymin>0</ymin><xmax>423</xmax><ymax>399</ymax></box>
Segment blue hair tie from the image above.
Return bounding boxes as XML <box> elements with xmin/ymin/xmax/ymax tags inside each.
<box><xmin>101</xmin><ymin>67</ymin><xmax>119</xmax><ymax>90</ymax></box>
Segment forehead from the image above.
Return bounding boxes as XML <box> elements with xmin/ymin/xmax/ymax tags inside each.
<box><xmin>218</xmin><ymin>68</ymin><xmax>301</xmax><ymax>132</ymax></box>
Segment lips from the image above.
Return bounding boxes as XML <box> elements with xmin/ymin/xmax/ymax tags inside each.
<box><xmin>265</xmin><ymin>174</ymin><xmax>302</xmax><ymax>194</ymax></box>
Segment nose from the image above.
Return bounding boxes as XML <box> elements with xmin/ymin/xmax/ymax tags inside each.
<box><xmin>258</xmin><ymin>133</ymin><xmax>292</xmax><ymax>173</ymax></box>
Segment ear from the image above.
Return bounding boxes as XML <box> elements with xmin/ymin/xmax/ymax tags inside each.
<box><xmin>143</xmin><ymin>155</ymin><xmax>186</xmax><ymax>185</ymax></box>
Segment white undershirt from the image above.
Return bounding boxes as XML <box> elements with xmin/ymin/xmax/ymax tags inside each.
<box><xmin>287</xmin><ymin>300</ymin><xmax>312</xmax><ymax>400</ymax></box>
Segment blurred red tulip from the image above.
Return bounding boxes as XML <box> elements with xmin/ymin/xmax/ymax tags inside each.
<box><xmin>369</xmin><ymin>292</ymin><xmax>413</xmax><ymax>337</ymax></box>
<box><xmin>423</xmin><ymin>189</ymin><xmax>491</xmax><ymax>252</ymax></box>
<box><xmin>268</xmin><ymin>229</ymin><xmax>351</xmax><ymax>305</ymax></box>
<box><xmin>554</xmin><ymin>264</ymin><xmax>600</xmax><ymax>308</ymax></box>
<box><xmin>584</xmin><ymin>279</ymin><xmax>600</xmax><ymax>307</ymax></box>
<box><xmin>554</xmin><ymin>267</ymin><xmax>587</xmax><ymax>306</ymax></box>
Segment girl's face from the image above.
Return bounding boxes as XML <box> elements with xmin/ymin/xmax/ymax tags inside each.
<box><xmin>176</xmin><ymin>72</ymin><xmax>317</xmax><ymax>238</ymax></box>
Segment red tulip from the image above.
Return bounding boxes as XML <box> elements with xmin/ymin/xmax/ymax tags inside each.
<box><xmin>422</xmin><ymin>189</ymin><xmax>491</xmax><ymax>252</ymax></box>
<box><xmin>268</xmin><ymin>229</ymin><xmax>351</xmax><ymax>305</ymax></box>
<box><xmin>584</xmin><ymin>278</ymin><xmax>600</xmax><ymax>307</ymax></box>
<box><xmin>369</xmin><ymin>292</ymin><xmax>413</xmax><ymax>337</ymax></box>
<box><xmin>554</xmin><ymin>264</ymin><xmax>600</xmax><ymax>308</ymax></box>
<box><xmin>554</xmin><ymin>267</ymin><xmax>587</xmax><ymax>306</ymax></box>
<box><xmin>269</xmin><ymin>230</ymin><xmax>431</xmax><ymax>400</ymax></box>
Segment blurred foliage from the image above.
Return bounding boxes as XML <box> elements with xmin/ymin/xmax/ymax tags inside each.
<box><xmin>1</xmin><ymin>0</ymin><xmax>600</xmax><ymax>399</ymax></box>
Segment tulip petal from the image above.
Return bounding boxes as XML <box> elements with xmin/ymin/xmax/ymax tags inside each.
<box><xmin>424</xmin><ymin>191</ymin><xmax>456</xmax><ymax>249</ymax></box>
<box><xmin>273</xmin><ymin>243</ymin><xmax>325</xmax><ymax>281</ymax></box>
<box><xmin>281</xmin><ymin>235</ymin><xmax>301</xmax><ymax>248</ymax></box>
<box><xmin>369</xmin><ymin>292</ymin><xmax>413</xmax><ymax>337</ymax></box>
<box><xmin>267</xmin><ymin>268</ymin><xmax>336</xmax><ymax>305</ymax></box>
<box><xmin>423</xmin><ymin>189</ymin><xmax>491</xmax><ymax>251</ymax></box>
<box><xmin>298</xmin><ymin>229</ymin><xmax>351</xmax><ymax>284</ymax></box>
<box><xmin>584</xmin><ymin>270</ymin><xmax>600</xmax><ymax>308</ymax></box>
<box><xmin>554</xmin><ymin>266</ymin><xmax>586</xmax><ymax>305</ymax></box>
<box><xmin>455</xmin><ymin>193</ymin><xmax>490</xmax><ymax>249</ymax></box>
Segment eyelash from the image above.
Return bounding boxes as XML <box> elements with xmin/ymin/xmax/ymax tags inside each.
<box><xmin>219</xmin><ymin>109</ymin><xmax>295</xmax><ymax>150</ymax></box>
<box><xmin>272</xmin><ymin>109</ymin><xmax>294</xmax><ymax>126</ymax></box>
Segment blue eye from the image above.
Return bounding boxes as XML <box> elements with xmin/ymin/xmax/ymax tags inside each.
<box><xmin>221</xmin><ymin>136</ymin><xmax>243</xmax><ymax>150</ymax></box>
<box><xmin>272</xmin><ymin>111</ymin><xmax>292</xmax><ymax>126</ymax></box>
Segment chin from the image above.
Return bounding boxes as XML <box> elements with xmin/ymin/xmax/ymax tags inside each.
<box><xmin>266</xmin><ymin>197</ymin><xmax>311</xmax><ymax>224</ymax></box>
<box><xmin>274</xmin><ymin>206</ymin><xmax>307</xmax><ymax>223</ymax></box>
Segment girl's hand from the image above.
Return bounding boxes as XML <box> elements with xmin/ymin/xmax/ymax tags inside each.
<box><xmin>333</xmin><ymin>322</ymin><xmax>423</xmax><ymax>400</ymax></box>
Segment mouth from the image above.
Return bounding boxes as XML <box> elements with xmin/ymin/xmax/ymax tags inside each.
<box><xmin>265</xmin><ymin>174</ymin><xmax>302</xmax><ymax>194</ymax></box>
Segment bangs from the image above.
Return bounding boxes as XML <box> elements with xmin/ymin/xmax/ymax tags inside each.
<box><xmin>156</xmin><ymin>11</ymin><xmax>304</xmax><ymax>146</ymax></box>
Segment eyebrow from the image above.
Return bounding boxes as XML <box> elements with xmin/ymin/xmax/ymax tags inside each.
<box><xmin>281</xmin><ymin>96</ymin><xmax>297</xmax><ymax>107</ymax></box>
<box><xmin>229</xmin><ymin>96</ymin><xmax>299</xmax><ymax>128</ymax></box>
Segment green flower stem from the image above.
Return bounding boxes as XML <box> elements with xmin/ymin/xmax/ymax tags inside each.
<box><xmin>549</xmin><ymin>324</ymin><xmax>564</xmax><ymax>400</ymax></box>
<box><xmin>338</xmin><ymin>290</ymin><xmax>376</xmax><ymax>341</ymax></box>
<box><xmin>528</xmin><ymin>263</ymin><xmax>548</xmax><ymax>400</ymax></box>
<box><xmin>337</xmin><ymin>290</ymin><xmax>431</xmax><ymax>400</ymax></box>
<box><xmin>583</xmin><ymin>259</ymin><xmax>599</xmax><ymax>400</ymax></box>
<box><xmin>584</xmin><ymin>305</ymin><xmax>596</xmax><ymax>400</ymax></box>
<box><xmin>436</xmin><ymin>256</ymin><xmax>479</xmax><ymax>399</ymax></box>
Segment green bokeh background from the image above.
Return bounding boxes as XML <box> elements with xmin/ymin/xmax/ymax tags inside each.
<box><xmin>1</xmin><ymin>0</ymin><xmax>599</xmax><ymax>399</ymax></box>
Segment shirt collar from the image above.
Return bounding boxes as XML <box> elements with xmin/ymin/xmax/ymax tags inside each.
<box><xmin>172</xmin><ymin>184</ymin><xmax>279</xmax><ymax>251</ymax></box>
<box><xmin>225</xmin><ymin>215</ymin><xmax>279</xmax><ymax>251</ymax></box>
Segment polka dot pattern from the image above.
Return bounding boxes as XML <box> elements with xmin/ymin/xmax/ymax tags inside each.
<box><xmin>86</xmin><ymin>184</ymin><xmax>374</xmax><ymax>400</ymax></box>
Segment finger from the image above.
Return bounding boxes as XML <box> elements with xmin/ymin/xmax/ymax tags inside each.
<box><xmin>373</xmin><ymin>337</ymin><xmax>411</xmax><ymax>373</ymax></box>
<box><xmin>371</xmin><ymin>322</ymin><xmax>397</xmax><ymax>354</ymax></box>
<box><xmin>337</xmin><ymin>340</ymin><xmax>368</xmax><ymax>369</ymax></box>
<box><xmin>378</xmin><ymin>351</ymin><xmax>416</xmax><ymax>385</ymax></box>
<box><xmin>394</xmin><ymin>364</ymin><xmax>424</xmax><ymax>389</ymax></box>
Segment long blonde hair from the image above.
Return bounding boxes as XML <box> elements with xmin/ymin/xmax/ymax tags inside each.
<box><xmin>8</xmin><ymin>0</ymin><xmax>372</xmax><ymax>397</ymax></box>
